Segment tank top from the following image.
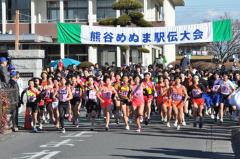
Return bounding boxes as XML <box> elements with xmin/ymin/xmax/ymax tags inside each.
<box><xmin>26</xmin><ymin>88</ymin><xmax>38</xmax><ymax>103</ymax></box>
<box><xmin>132</xmin><ymin>84</ymin><xmax>144</xmax><ymax>99</ymax></box>
<box><xmin>172</xmin><ymin>85</ymin><xmax>184</xmax><ymax>101</ymax></box>
<box><xmin>102</xmin><ymin>87</ymin><xmax>113</xmax><ymax>101</ymax></box>
<box><xmin>59</xmin><ymin>87</ymin><xmax>68</xmax><ymax>102</ymax></box>
<box><xmin>192</xmin><ymin>85</ymin><xmax>202</xmax><ymax>98</ymax></box>
<box><xmin>155</xmin><ymin>83</ymin><xmax>162</xmax><ymax>96</ymax></box>
<box><xmin>220</xmin><ymin>82</ymin><xmax>231</xmax><ymax>95</ymax></box>
<box><xmin>86</xmin><ymin>86</ymin><xmax>97</xmax><ymax>101</ymax></box>
<box><xmin>72</xmin><ymin>84</ymin><xmax>81</xmax><ymax>98</ymax></box>
<box><xmin>143</xmin><ymin>81</ymin><xmax>154</xmax><ymax>95</ymax></box>
<box><xmin>119</xmin><ymin>84</ymin><xmax>130</xmax><ymax>99</ymax></box>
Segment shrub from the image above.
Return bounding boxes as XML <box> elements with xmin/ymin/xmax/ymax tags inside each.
<box><xmin>99</xmin><ymin>18</ymin><xmax>117</xmax><ymax>26</ymax></box>
<box><xmin>137</xmin><ymin>47</ymin><xmax>150</xmax><ymax>53</ymax></box>
<box><xmin>117</xmin><ymin>14</ymin><xmax>131</xmax><ymax>26</ymax></box>
<box><xmin>112</xmin><ymin>0</ymin><xmax>143</xmax><ymax>11</ymax></box>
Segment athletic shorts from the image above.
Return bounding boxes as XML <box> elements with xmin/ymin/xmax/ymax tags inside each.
<box><xmin>220</xmin><ymin>94</ymin><xmax>230</xmax><ymax>107</ymax></box>
<box><xmin>86</xmin><ymin>100</ymin><xmax>98</xmax><ymax>113</ymax></box>
<box><xmin>172</xmin><ymin>100</ymin><xmax>184</xmax><ymax>108</ymax></box>
<box><xmin>27</xmin><ymin>102</ymin><xmax>38</xmax><ymax>113</ymax></box>
<box><xmin>192</xmin><ymin>98</ymin><xmax>204</xmax><ymax>107</ymax></box>
<box><xmin>202</xmin><ymin>93</ymin><xmax>213</xmax><ymax>108</ymax></box>
<box><xmin>212</xmin><ymin>93</ymin><xmax>221</xmax><ymax>106</ymax></box>
<box><xmin>157</xmin><ymin>96</ymin><xmax>163</xmax><ymax>105</ymax></box>
<box><xmin>101</xmin><ymin>99</ymin><xmax>112</xmax><ymax>108</ymax></box>
<box><xmin>70</xmin><ymin>97</ymin><xmax>81</xmax><ymax>107</ymax></box>
<box><xmin>121</xmin><ymin>99</ymin><xmax>130</xmax><ymax>106</ymax></box>
<box><xmin>52</xmin><ymin>101</ymin><xmax>59</xmax><ymax>109</ymax></box>
<box><xmin>132</xmin><ymin>98</ymin><xmax>144</xmax><ymax>108</ymax></box>
<box><xmin>163</xmin><ymin>98</ymin><xmax>172</xmax><ymax>107</ymax></box>
<box><xmin>143</xmin><ymin>95</ymin><xmax>154</xmax><ymax>103</ymax></box>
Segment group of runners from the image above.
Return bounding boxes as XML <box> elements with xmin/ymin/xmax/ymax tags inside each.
<box><xmin>20</xmin><ymin>62</ymin><xmax>240</xmax><ymax>133</ymax></box>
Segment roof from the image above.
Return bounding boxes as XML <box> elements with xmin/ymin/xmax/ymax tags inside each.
<box><xmin>0</xmin><ymin>34</ymin><xmax>53</xmax><ymax>43</ymax></box>
<box><xmin>171</xmin><ymin>0</ymin><xmax>185</xmax><ymax>6</ymax></box>
<box><xmin>157</xmin><ymin>0</ymin><xmax>185</xmax><ymax>6</ymax></box>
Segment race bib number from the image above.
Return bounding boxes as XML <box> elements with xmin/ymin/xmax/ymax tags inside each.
<box><xmin>89</xmin><ymin>90</ymin><xmax>97</xmax><ymax>100</ymax></box>
<box><xmin>172</xmin><ymin>93</ymin><xmax>183</xmax><ymax>101</ymax></box>
<box><xmin>121</xmin><ymin>91</ymin><xmax>128</xmax><ymax>97</ymax></box>
<box><xmin>28</xmin><ymin>96</ymin><xmax>36</xmax><ymax>103</ymax></box>
<box><xmin>102</xmin><ymin>91</ymin><xmax>112</xmax><ymax>99</ymax></box>
<box><xmin>221</xmin><ymin>85</ymin><xmax>230</xmax><ymax>95</ymax></box>
<box><xmin>74</xmin><ymin>88</ymin><xmax>81</xmax><ymax>97</ymax></box>
<box><xmin>192</xmin><ymin>89</ymin><xmax>201</xmax><ymax>97</ymax></box>
<box><xmin>212</xmin><ymin>85</ymin><xmax>220</xmax><ymax>92</ymax></box>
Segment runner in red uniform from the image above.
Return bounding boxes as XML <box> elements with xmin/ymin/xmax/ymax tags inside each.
<box><xmin>97</xmin><ymin>76</ymin><xmax>119</xmax><ymax>131</ymax></box>
<box><xmin>131</xmin><ymin>75</ymin><xmax>144</xmax><ymax>132</ymax></box>
<box><xmin>190</xmin><ymin>75</ymin><xmax>205</xmax><ymax>128</ymax></box>
<box><xmin>171</xmin><ymin>75</ymin><xmax>188</xmax><ymax>130</ymax></box>
<box><xmin>142</xmin><ymin>72</ymin><xmax>155</xmax><ymax>125</ymax></box>
<box><xmin>161</xmin><ymin>78</ymin><xmax>172</xmax><ymax>127</ymax></box>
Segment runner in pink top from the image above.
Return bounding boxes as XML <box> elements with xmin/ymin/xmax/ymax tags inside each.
<box><xmin>131</xmin><ymin>75</ymin><xmax>144</xmax><ymax>133</ymax></box>
<box><xmin>97</xmin><ymin>76</ymin><xmax>119</xmax><ymax>131</ymax></box>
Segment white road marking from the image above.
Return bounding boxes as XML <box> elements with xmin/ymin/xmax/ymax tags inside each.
<box><xmin>13</xmin><ymin>150</ymin><xmax>60</xmax><ymax>159</ymax></box>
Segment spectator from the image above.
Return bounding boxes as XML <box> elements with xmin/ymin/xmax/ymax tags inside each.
<box><xmin>180</xmin><ymin>54</ymin><xmax>190</xmax><ymax>71</ymax></box>
<box><xmin>0</xmin><ymin>57</ymin><xmax>10</xmax><ymax>85</ymax></box>
<box><xmin>8</xmin><ymin>71</ymin><xmax>20</xmax><ymax>132</ymax></box>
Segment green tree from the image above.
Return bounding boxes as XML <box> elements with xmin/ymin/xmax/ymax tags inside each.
<box><xmin>99</xmin><ymin>0</ymin><xmax>152</xmax><ymax>27</ymax></box>
<box><xmin>99</xmin><ymin>0</ymin><xmax>151</xmax><ymax>64</ymax></box>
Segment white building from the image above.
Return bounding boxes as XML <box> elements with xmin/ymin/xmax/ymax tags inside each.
<box><xmin>0</xmin><ymin>0</ymin><xmax>184</xmax><ymax>66</ymax></box>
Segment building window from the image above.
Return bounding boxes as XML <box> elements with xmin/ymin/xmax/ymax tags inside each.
<box><xmin>7</xmin><ymin>0</ymin><xmax>30</xmax><ymax>23</ymax></box>
<box><xmin>47</xmin><ymin>1</ymin><xmax>60</xmax><ymax>22</ymax></box>
<box><xmin>66</xmin><ymin>0</ymin><xmax>88</xmax><ymax>22</ymax></box>
<box><xmin>47</xmin><ymin>0</ymin><xmax>88</xmax><ymax>22</ymax></box>
<box><xmin>97</xmin><ymin>0</ymin><xmax>116</xmax><ymax>20</ymax></box>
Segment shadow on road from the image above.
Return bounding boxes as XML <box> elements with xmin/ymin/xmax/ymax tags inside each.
<box><xmin>112</xmin><ymin>147</ymin><xmax>235</xmax><ymax>159</ymax></box>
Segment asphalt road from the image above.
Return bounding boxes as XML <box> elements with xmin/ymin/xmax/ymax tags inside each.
<box><xmin>0</xmin><ymin>115</ymin><xmax>236</xmax><ymax>159</ymax></box>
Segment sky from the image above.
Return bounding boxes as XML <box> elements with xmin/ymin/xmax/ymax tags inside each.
<box><xmin>176</xmin><ymin>0</ymin><xmax>240</xmax><ymax>25</ymax></box>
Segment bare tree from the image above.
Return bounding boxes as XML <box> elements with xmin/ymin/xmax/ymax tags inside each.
<box><xmin>208</xmin><ymin>15</ymin><xmax>240</xmax><ymax>63</ymax></box>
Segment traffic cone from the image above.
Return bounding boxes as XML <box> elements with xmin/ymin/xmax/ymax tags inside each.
<box><xmin>24</xmin><ymin>109</ymin><xmax>32</xmax><ymax>130</ymax></box>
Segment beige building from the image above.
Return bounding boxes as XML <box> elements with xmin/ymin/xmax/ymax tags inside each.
<box><xmin>0</xmin><ymin>0</ymin><xmax>184</xmax><ymax>66</ymax></box>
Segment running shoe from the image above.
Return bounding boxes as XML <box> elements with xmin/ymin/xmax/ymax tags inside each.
<box><xmin>166</xmin><ymin>122</ymin><xmax>171</xmax><ymax>127</ymax></box>
<box><xmin>164</xmin><ymin>117</ymin><xmax>167</xmax><ymax>123</ymax></box>
<box><xmin>174</xmin><ymin>121</ymin><xmax>178</xmax><ymax>127</ymax></box>
<box><xmin>62</xmin><ymin>128</ymin><xmax>66</xmax><ymax>134</ymax></box>
<box><xmin>136</xmin><ymin>128</ymin><xmax>141</xmax><ymax>133</ymax></box>
<box><xmin>32</xmin><ymin>127</ymin><xmax>38</xmax><ymax>133</ymax></box>
<box><xmin>105</xmin><ymin>127</ymin><xmax>109</xmax><ymax>131</ymax></box>
<box><xmin>140</xmin><ymin>116</ymin><xmax>143</xmax><ymax>123</ymax></box>
<box><xmin>182</xmin><ymin>121</ymin><xmax>186</xmax><ymax>126</ymax></box>
<box><xmin>38</xmin><ymin>124</ymin><xmax>43</xmax><ymax>131</ymax></box>
<box><xmin>177</xmin><ymin>125</ymin><xmax>181</xmax><ymax>130</ymax></box>
<box><xmin>220</xmin><ymin>119</ymin><xmax>223</xmax><ymax>125</ymax></box>
<box><xmin>199</xmin><ymin>122</ymin><xmax>203</xmax><ymax>128</ymax></box>
<box><xmin>145</xmin><ymin>118</ymin><xmax>150</xmax><ymax>125</ymax></box>
<box><xmin>115</xmin><ymin>119</ymin><xmax>119</xmax><ymax>125</ymax></box>
<box><xmin>125</xmin><ymin>125</ymin><xmax>130</xmax><ymax>130</ymax></box>
<box><xmin>193</xmin><ymin>122</ymin><xmax>197</xmax><ymax>127</ymax></box>
<box><xmin>211</xmin><ymin>114</ymin><xmax>215</xmax><ymax>119</ymax></box>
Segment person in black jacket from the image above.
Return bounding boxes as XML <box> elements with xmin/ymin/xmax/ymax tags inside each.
<box><xmin>0</xmin><ymin>57</ymin><xmax>10</xmax><ymax>87</ymax></box>
<box><xmin>8</xmin><ymin>70</ymin><xmax>20</xmax><ymax>132</ymax></box>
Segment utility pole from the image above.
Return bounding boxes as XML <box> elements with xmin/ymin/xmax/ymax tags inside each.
<box><xmin>15</xmin><ymin>10</ymin><xmax>19</xmax><ymax>50</ymax></box>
